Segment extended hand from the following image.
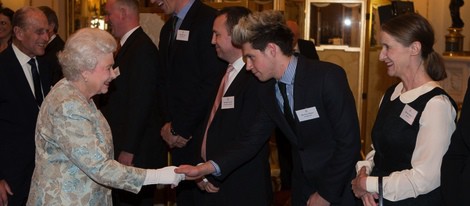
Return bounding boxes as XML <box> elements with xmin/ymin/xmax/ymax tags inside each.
<box><xmin>175</xmin><ymin>162</ymin><xmax>216</xmax><ymax>180</ymax></box>
<box><xmin>155</xmin><ymin>166</ymin><xmax>185</xmax><ymax>186</ymax></box>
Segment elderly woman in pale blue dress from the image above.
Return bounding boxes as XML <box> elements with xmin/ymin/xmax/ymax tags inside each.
<box><xmin>27</xmin><ymin>28</ymin><xmax>184</xmax><ymax>206</ymax></box>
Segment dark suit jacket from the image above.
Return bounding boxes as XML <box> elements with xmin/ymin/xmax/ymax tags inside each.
<box><xmin>99</xmin><ymin>27</ymin><xmax>167</xmax><ymax>169</ymax></box>
<box><xmin>0</xmin><ymin>45</ymin><xmax>52</xmax><ymax>205</ymax></box>
<box><xmin>158</xmin><ymin>0</ymin><xmax>226</xmax><ymax>165</ymax></box>
<box><xmin>199</xmin><ymin>66</ymin><xmax>272</xmax><ymax>206</ymax></box>
<box><xmin>41</xmin><ymin>35</ymin><xmax>65</xmax><ymax>84</ymax></box>
<box><xmin>212</xmin><ymin>57</ymin><xmax>360</xmax><ymax>205</ymax></box>
<box><xmin>297</xmin><ymin>39</ymin><xmax>319</xmax><ymax>60</ymax></box>
<box><xmin>441</xmin><ymin>77</ymin><xmax>470</xmax><ymax>206</ymax></box>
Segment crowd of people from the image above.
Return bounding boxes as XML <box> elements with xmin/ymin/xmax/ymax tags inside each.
<box><xmin>0</xmin><ymin>1</ymin><xmax>469</xmax><ymax>206</ymax></box>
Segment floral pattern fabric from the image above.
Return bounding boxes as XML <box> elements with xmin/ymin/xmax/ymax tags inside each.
<box><xmin>27</xmin><ymin>79</ymin><xmax>146</xmax><ymax>206</ymax></box>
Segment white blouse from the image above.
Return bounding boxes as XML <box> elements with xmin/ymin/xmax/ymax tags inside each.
<box><xmin>356</xmin><ymin>81</ymin><xmax>456</xmax><ymax>201</ymax></box>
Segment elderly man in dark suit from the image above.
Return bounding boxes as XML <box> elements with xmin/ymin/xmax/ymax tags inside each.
<box><xmin>38</xmin><ymin>6</ymin><xmax>64</xmax><ymax>85</ymax></box>
<box><xmin>150</xmin><ymin>0</ymin><xmax>226</xmax><ymax>204</ymax></box>
<box><xmin>97</xmin><ymin>0</ymin><xmax>166</xmax><ymax>205</ymax></box>
<box><xmin>0</xmin><ymin>6</ymin><xmax>52</xmax><ymax>206</ymax></box>
<box><xmin>176</xmin><ymin>10</ymin><xmax>361</xmax><ymax>206</ymax></box>
<box><xmin>193</xmin><ymin>6</ymin><xmax>272</xmax><ymax>206</ymax></box>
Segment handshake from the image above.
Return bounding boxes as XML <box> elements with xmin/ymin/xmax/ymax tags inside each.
<box><xmin>156</xmin><ymin>162</ymin><xmax>215</xmax><ymax>187</ymax></box>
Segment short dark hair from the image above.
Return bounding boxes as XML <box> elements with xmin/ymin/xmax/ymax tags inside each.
<box><xmin>217</xmin><ymin>6</ymin><xmax>251</xmax><ymax>35</ymax></box>
<box><xmin>38</xmin><ymin>6</ymin><xmax>59</xmax><ymax>33</ymax></box>
<box><xmin>0</xmin><ymin>7</ymin><xmax>14</xmax><ymax>22</ymax></box>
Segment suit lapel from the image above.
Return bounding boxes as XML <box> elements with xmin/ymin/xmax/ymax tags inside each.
<box><xmin>224</xmin><ymin>66</ymin><xmax>248</xmax><ymax>97</ymax></box>
<box><xmin>115</xmin><ymin>28</ymin><xmax>143</xmax><ymax>64</ymax></box>
<box><xmin>168</xmin><ymin>1</ymin><xmax>202</xmax><ymax>60</ymax></box>
<box><xmin>3</xmin><ymin>46</ymin><xmax>40</xmax><ymax>110</ymax></box>
<box><xmin>261</xmin><ymin>79</ymin><xmax>298</xmax><ymax>145</ymax></box>
<box><xmin>293</xmin><ymin>57</ymin><xmax>308</xmax><ymax>114</ymax></box>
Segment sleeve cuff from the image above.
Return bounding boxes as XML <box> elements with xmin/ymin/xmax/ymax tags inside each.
<box><xmin>366</xmin><ymin>176</ymin><xmax>379</xmax><ymax>193</ymax></box>
<box><xmin>208</xmin><ymin>160</ymin><xmax>221</xmax><ymax>176</ymax></box>
<box><xmin>143</xmin><ymin>169</ymin><xmax>158</xmax><ymax>185</ymax></box>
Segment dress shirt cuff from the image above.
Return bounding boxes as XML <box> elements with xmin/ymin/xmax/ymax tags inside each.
<box><xmin>356</xmin><ymin>161</ymin><xmax>372</xmax><ymax>174</ymax></box>
<box><xmin>208</xmin><ymin>160</ymin><xmax>221</xmax><ymax>176</ymax></box>
<box><xmin>143</xmin><ymin>170</ymin><xmax>158</xmax><ymax>185</ymax></box>
<box><xmin>366</xmin><ymin>176</ymin><xmax>379</xmax><ymax>193</ymax></box>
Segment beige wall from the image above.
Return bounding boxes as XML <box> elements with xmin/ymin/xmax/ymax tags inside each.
<box><xmin>414</xmin><ymin>0</ymin><xmax>470</xmax><ymax>53</ymax></box>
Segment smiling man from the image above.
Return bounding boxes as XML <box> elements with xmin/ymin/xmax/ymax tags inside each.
<box><xmin>0</xmin><ymin>6</ymin><xmax>52</xmax><ymax>206</ymax></box>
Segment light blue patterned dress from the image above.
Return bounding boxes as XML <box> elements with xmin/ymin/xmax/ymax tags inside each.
<box><xmin>27</xmin><ymin>79</ymin><xmax>146</xmax><ymax>206</ymax></box>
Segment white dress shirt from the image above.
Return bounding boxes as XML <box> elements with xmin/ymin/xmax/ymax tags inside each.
<box><xmin>12</xmin><ymin>43</ymin><xmax>38</xmax><ymax>97</ymax></box>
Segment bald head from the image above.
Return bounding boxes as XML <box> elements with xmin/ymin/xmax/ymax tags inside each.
<box><xmin>286</xmin><ymin>20</ymin><xmax>299</xmax><ymax>46</ymax></box>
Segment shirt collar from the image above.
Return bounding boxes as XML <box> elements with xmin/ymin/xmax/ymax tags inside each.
<box><xmin>279</xmin><ymin>56</ymin><xmax>298</xmax><ymax>85</ymax></box>
<box><xmin>231</xmin><ymin>57</ymin><xmax>245</xmax><ymax>72</ymax></box>
<box><xmin>12</xmin><ymin>43</ymin><xmax>33</xmax><ymax>66</ymax></box>
<box><xmin>392</xmin><ymin>81</ymin><xmax>441</xmax><ymax>103</ymax></box>
<box><xmin>175</xmin><ymin>0</ymin><xmax>195</xmax><ymax>20</ymax></box>
<box><xmin>48</xmin><ymin>34</ymin><xmax>57</xmax><ymax>44</ymax></box>
<box><xmin>120</xmin><ymin>26</ymin><xmax>140</xmax><ymax>46</ymax></box>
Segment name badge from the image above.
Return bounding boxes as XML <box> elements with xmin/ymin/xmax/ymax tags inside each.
<box><xmin>295</xmin><ymin>106</ymin><xmax>319</xmax><ymax>122</ymax></box>
<box><xmin>176</xmin><ymin>30</ymin><xmax>189</xmax><ymax>41</ymax></box>
<box><xmin>221</xmin><ymin>96</ymin><xmax>235</xmax><ymax>109</ymax></box>
<box><xmin>400</xmin><ymin>104</ymin><xmax>418</xmax><ymax>125</ymax></box>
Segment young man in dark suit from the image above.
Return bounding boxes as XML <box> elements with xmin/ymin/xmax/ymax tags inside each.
<box><xmin>275</xmin><ymin>20</ymin><xmax>321</xmax><ymax>196</ymax></box>
<box><xmin>150</xmin><ymin>0</ymin><xmax>226</xmax><ymax>205</ymax></box>
<box><xmin>194</xmin><ymin>6</ymin><xmax>272</xmax><ymax>206</ymax></box>
<box><xmin>38</xmin><ymin>6</ymin><xmax>64</xmax><ymax>85</ymax></box>
<box><xmin>98</xmin><ymin>0</ymin><xmax>167</xmax><ymax>205</ymax></box>
<box><xmin>177</xmin><ymin>10</ymin><xmax>361</xmax><ymax>206</ymax></box>
<box><xmin>0</xmin><ymin>7</ymin><xmax>52</xmax><ymax>206</ymax></box>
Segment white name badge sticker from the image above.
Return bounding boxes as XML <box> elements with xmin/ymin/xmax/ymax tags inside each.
<box><xmin>221</xmin><ymin>96</ymin><xmax>235</xmax><ymax>109</ymax></box>
<box><xmin>176</xmin><ymin>30</ymin><xmax>189</xmax><ymax>41</ymax></box>
<box><xmin>295</xmin><ymin>106</ymin><xmax>319</xmax><ymax>122</ymax></box>
<box><xmin>400</xmin><ymin>104</ymin><xmax>418</xmax><ymax>125</ymax></box>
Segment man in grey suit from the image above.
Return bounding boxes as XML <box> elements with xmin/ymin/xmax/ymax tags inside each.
<box><xmin>176</xmin><ymin>10</ymin><xmax>361</xmax><ymax>206</ymax></box>
<box><xmin>0</xmin><ymin>7</ymin><xmax>52</xmax><ymax>206</ymax></box>
<box><xmin>151</xmin><ymin>0</ymin><xmax>226</xmax><ymax>204</ymax></box>
<box><xmin>99</xmin><ymin>0</ymin><xmax>166</xmax><ymax>205</ymax></box>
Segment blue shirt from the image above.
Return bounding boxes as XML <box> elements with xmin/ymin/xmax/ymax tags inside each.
<box><xmin>276</xmin><ymin>56</ymin><xmax>298</xmax><ymax>115</ymax></box>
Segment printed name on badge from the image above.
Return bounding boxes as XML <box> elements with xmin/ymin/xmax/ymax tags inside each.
<box><xmin>176</xmin><ymin>30</ymin><xmax>189</xmax><ymax>41</ymax></box>
<box><xmin>221</xmin><ymin>96</ymin><xmax>235</xmax><ymax>109</ymax></box>
<box><xmin>295</xmin><ymin>106</ymin><xmax>319</xmax><ymax>122</ymax></box>
<box><xmin>400</xmin><ymin>104</ymin><xmax>418</xmax><ymax>125</ymax></box>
